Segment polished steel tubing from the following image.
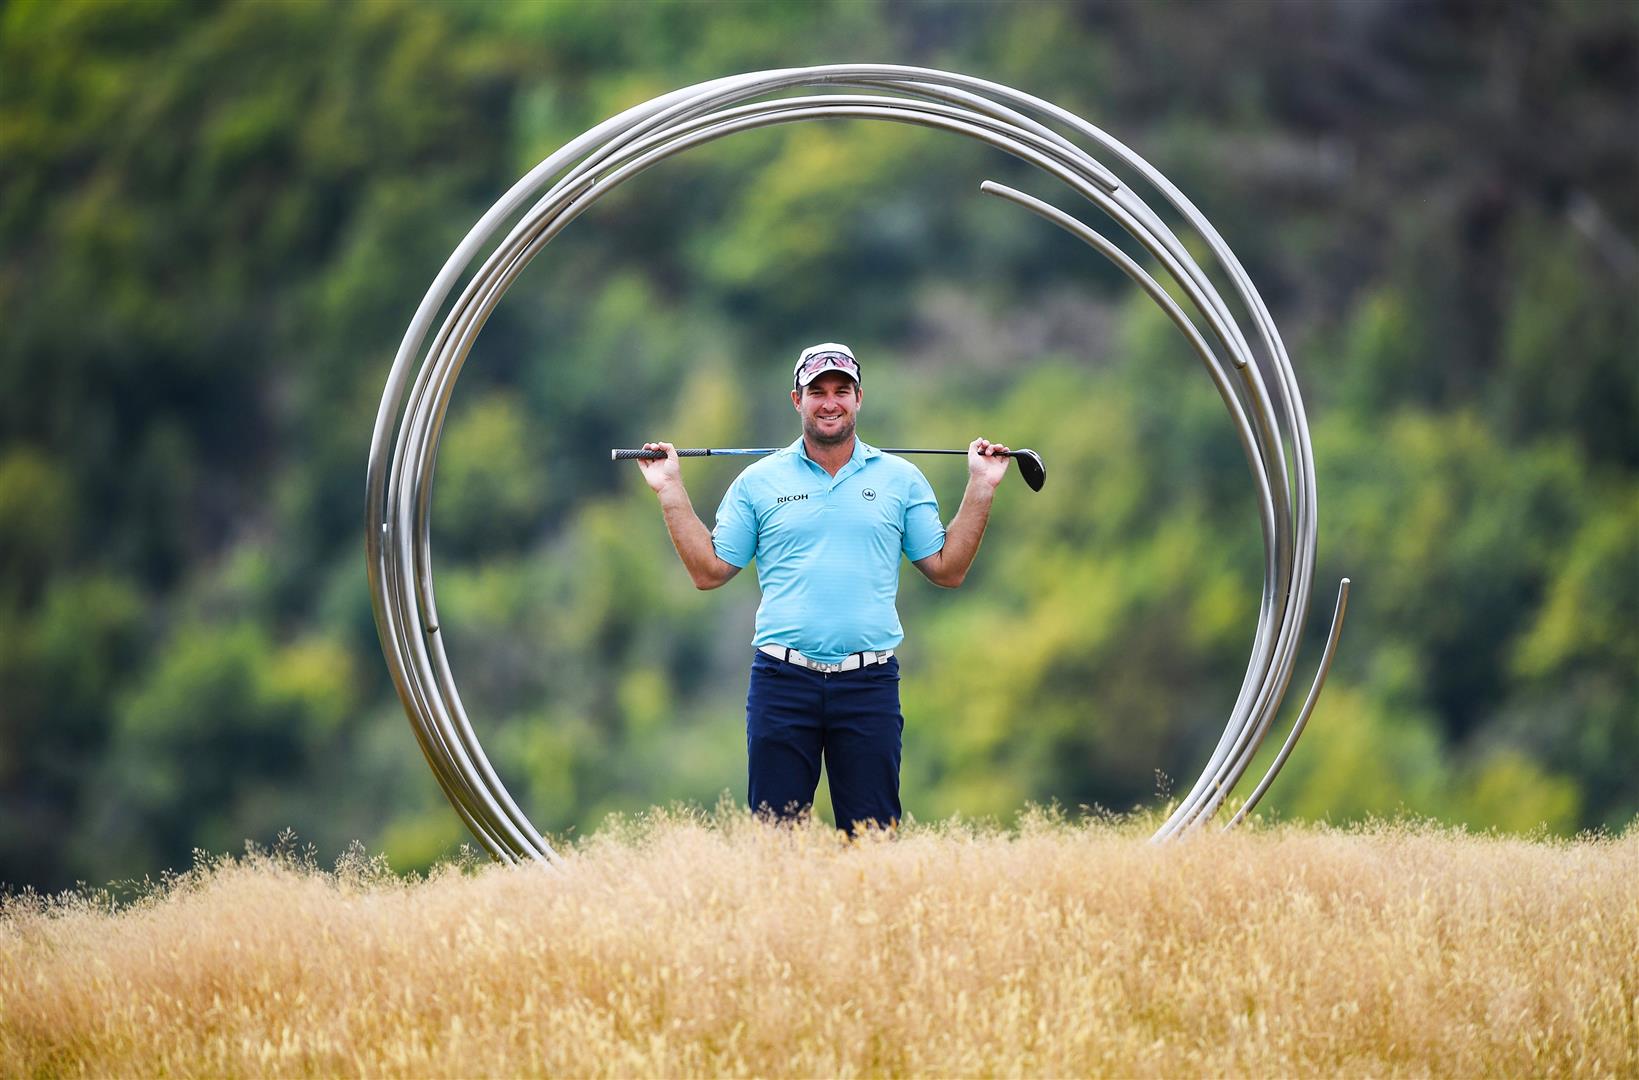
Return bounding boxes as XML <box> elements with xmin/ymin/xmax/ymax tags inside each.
<box><xmin>993</xmin><ymin>162</ymin><xmax>1298</xmax><ymax>817</ymax></box>
<box><xmin>980</xmin><ymin>148</ymin><xmax>1295</xmax><ymax>835</ymax></box>
<box><xmin>441</xmin><ymin>98</ymin><xmax>1298</xmax><ymax>805</ymax></box>
<box><xmin>389</xmin><ymin>317</ymin><xmax>550</xmax><ymax>859</ymax></box>
<box><xmin>977</xmin><ymin>181</ymin><xmax>1279</xmax><ymax>602</ymax></box>
<box><xmin>1119</xmin><ymin>179</ymin><xmax>1326</xmax><ymax>836</ymax></box>
<box><xmin>976</xmin><ymin>181</ymin><xmax>1299</xmax><ymax>831</ymax></box>
<box><xmin>429</xmin><ymin>78</ymin><xmax>1271</xmax><ymax>852</ymax></box>
<box><xmin>367</xmin><ymin>80</ymin><xmax>735</xmax><ymax>867</ymax></box>
<box><xmin>1018</xmin><ymin>88</ymin><xmax>1326</xmax><ymax>834</ymax></box>
<box><xmin>368</xmin><ymin>65</ymin><xmax>1349</xmax><ymax>861</ymax></box>
<box><xmin>881</xmin><ymin>85</ymin><xmax>1300</xmax><ymax>835</ymax></box>
<box><xmin>1227</xmin><ymin>577</ymin><xmax>1351</xmax><ymax>829</ymax></box>
<box><xmin>393</xmin><ymin>315</ymin><xmax>552</xmax><ymax>859</ymax></box>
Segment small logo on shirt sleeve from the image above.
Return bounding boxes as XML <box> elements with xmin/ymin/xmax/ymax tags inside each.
<box><xmin>861</xmin><ymin>488</ymin><xmax>877</xmax><ymax>501</ymax></box>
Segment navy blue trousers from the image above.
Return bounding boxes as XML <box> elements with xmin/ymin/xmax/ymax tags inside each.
<box><xmin>745</xmin><ymin>650</ymin><xmax>903</xmax><ymax>832</ymax></box>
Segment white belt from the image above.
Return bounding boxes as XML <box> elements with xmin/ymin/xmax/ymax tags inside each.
<box><xmin>759</xmin><ymin>644</ymin><xmax>894</xmax><ymax>674</ymax></box>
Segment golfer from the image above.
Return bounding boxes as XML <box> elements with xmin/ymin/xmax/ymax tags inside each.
<box><xmin>637</xmin><ymin>342</ymin><xmax>1011</xmax><ymax>832</ymax></box>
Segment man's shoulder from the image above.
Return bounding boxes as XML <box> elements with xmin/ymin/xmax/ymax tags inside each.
<box><xmin>868</xmin><ymin>449</ymin><xmax>932</xmax><ymax>487</ymax></box>
<box><xmin>740</xmin><ymin>447</ymin><xmax>798</xmax><ymax>479</ymax></box>
<box><xmin>727</xmin><ymin>447</ymin><xmax>799</xmax><ymax>494</ymax></box>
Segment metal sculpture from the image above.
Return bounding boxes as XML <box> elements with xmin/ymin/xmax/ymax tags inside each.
<box><xmin>366</xmin><ymin>65</ymin><xmax>1351</xmax><ymax>863</ymax></box>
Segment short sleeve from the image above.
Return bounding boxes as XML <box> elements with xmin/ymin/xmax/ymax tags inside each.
<box><xmin>901</xmin><ymin>467</ymin><xmax>945</xmax><ymax>561</ymax></box>
<box><xmin>711</xmin><ymin>474</ymin><xmax>758</xmax><ymax>568</ymax></box>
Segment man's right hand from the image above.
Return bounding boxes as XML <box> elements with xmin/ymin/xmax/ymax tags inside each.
<box><xmin>637</xmin><ymin>441</ymin><xmax>682</xmax><ymax>494</ymax></box>
<box><xmin>636</xmin><ymin>441</ymin><xmax>739</xmax><ymax>590</ymax></box>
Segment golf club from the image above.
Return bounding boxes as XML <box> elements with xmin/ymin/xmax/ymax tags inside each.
<box><xmin>612</xmin><ymin>445</ymin><xmax>1047</xmax><ymax>491</ymax></box>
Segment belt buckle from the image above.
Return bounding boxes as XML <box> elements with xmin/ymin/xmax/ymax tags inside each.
<box><xmin>815</xmin><ymin>659</ymin><xmax>842</xmax><ymax>673</ymax></box>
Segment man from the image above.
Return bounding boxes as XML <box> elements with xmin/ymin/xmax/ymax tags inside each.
<box><xmin>637</xmin><ymin>342</ymin><xmax>1012</xmax><ymax>832</ymax></box>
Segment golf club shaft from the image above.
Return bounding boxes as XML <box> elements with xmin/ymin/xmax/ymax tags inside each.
<box><xmin>611</xmin><ymin>447</ymin><xmax>1020</xmax><ymax>460</ymax></box>
<box><xmin>612</xmin><ymin>444</ymin><xmax>1047</xmax><ymax>492</ymax></box>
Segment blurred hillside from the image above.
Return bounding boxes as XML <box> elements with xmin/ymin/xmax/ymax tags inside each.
<box><xmin>1</xmin><ymin>0</ymin><xmax>1635</xmax><ymax>890</ymax></box>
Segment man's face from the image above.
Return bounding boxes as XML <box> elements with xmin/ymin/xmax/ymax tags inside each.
<box><xmin>791</xmin><ymin>371</ymin><xmax>862</xmax><ymax>448</ymax></box>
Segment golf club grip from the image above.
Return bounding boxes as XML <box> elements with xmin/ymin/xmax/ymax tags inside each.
<box><xmin>610</xmin><ymin>448</ymin><xmax>711</xmax><ymax>461</ymax></box>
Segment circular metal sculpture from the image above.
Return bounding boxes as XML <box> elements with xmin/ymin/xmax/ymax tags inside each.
<box><xmin>366</xmin><ymin>65</ymin><xmax>1351</xmax><ymax>864</ymax></box>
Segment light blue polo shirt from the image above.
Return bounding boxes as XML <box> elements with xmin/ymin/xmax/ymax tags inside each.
<box><xmin>711</xmin><ymin>437</ymin><xmax>946</xmax><ymax>664</ymax></box>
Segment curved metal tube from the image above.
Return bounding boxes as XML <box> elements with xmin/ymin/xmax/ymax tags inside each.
<box><xmin>366</xmin><ymin>65</ymin><xmax>1352</xmax><ymax>860</ymax></box>
<box><xmin>1227</xmin><ymin>577</ymin><xmax>1351</xmax><ymax>828</ymax></box>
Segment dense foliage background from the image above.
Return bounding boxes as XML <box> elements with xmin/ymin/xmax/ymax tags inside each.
<box><xmin>2</xmin><ymin>0</ymin><xmax>1634</xmax><ymax>890</ymax></box>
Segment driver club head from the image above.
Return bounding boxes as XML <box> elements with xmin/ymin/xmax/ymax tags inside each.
<box><xmin>1012</xmin><ymin>448</ymin><xmax>1046</xmax><ymax>492</ymax></box>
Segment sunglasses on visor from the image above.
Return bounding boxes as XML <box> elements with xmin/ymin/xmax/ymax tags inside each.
<box><xmin>794</xmin><ymin>352</ymin><xmax>860</xmax><ymax>383</ymax></box>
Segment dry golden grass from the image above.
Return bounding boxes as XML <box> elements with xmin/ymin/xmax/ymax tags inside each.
<box><xmin>2</xmin><ymin>810</ymin><xmax>1635</xmax><ymax>1078</ymax></box>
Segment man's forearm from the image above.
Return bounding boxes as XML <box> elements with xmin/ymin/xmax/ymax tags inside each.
<box><xmin>927</xmin><ymin>478</ymin><xmax>995</xmax><ymax>587</ymax></box>
<box><xmin>656</xmin><ymin>482</ymin><xmax>738</xmax><ymax>589</ymax></box>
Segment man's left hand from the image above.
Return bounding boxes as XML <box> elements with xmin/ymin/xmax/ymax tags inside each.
<box><xmin>968</xmin><ymin>437</ymin><xmax>1012</xmax><ymax>490</ymax></box>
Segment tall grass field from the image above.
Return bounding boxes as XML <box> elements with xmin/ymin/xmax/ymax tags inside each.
<box><xmin>2</xmin><ymin>811</ymin><xmax>1635</xmax><ymax>1077</ymax></box>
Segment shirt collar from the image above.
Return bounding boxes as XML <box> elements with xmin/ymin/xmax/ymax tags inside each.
<box><xmin>786</xmin><ymin>436</ymin><xmax>880</xmax><ymax>466</ymax></box>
